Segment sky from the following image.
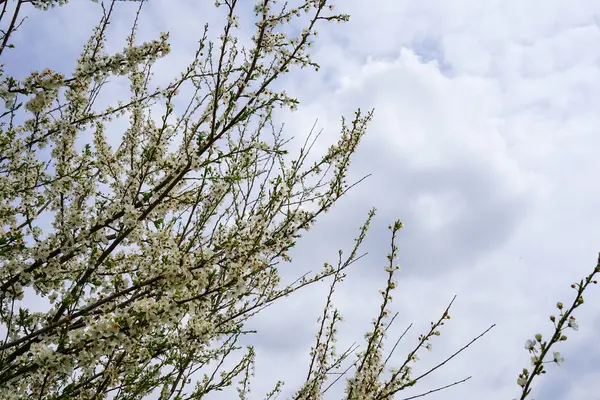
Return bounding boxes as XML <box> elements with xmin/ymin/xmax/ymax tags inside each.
<box><xmin>5</xmin><ymin>0</ymin><xmax>600</xmax><ymax>399</ymax></box>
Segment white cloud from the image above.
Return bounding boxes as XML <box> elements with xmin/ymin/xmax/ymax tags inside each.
<box><xmin>257</xmin><ymin>1</ymin><xmax>600</xmax><ymax>398</ymax></box>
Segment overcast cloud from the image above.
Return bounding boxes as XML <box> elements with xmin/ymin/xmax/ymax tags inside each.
<box><xmin>5</xmin><ymin>0</ymin><xmax>600</xmax><ymax>399</ymax></box>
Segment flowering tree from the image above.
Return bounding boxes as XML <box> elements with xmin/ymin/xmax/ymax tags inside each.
<box><xmin>0</xmin><ymin>0</ymin><xmax>597</xmax><ymax>399</ymax></box>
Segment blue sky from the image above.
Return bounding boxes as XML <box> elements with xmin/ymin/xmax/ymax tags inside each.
<box><xmin>5</xmin><ymin>0</ymin><xmax>600</xmax><ymax>399</ymax></box>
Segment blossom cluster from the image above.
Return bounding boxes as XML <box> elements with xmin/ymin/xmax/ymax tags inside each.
<box><xmin>515</xmin><ymin>264</ymin><xmax>599</xmax><ymax>399</ymax></box>
<box><xmin>0</xmin><ymin>0</ymin><xmax>371</xmax><ymax>399</ymax></box>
